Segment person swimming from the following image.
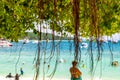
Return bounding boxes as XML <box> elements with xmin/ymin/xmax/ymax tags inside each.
<box><xmin>6</xmin><ymin>73</ymin><xmax>13</xmax><ymax>78</ymax></box>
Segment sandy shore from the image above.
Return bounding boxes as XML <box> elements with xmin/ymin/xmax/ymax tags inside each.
<box><xmin>0</xmin><ymin>76</ymin><xmax>69</xmax><ymax>80</ymax></box>
<box><xmin>0</xmin><ymin>76</ymin><xmax>105</xmax><ymax>80</ymax></box>
<box><xmin>0</xmin><ymin>75</ymin><xmax>112</xmax><ymax>80</ymax></box>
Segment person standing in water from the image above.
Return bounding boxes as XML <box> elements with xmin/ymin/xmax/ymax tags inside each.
<box><xmin>15</xmin><ymin>73</ymin><xmax>20</xmax><ymax>80</ymax></box>
<box><xmin>70</xmin><ymin>61</ymin><xmax>82</xmax><ymax>80</ymax></box>
<box><xmin>20</xmin><ymin>68</ymin><xmax>24</xmax><ymax>75</ymax></box>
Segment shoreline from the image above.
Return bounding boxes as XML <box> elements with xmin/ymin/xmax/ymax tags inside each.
<box><xmin>0</xmin><ymin>76</ymin><xmax>111</xmax><ymax>80</ymax></box>
<box><xmin>0</xmin><ymin>76</ymin><xmax>69</xmax><ymax>80</ymax></box>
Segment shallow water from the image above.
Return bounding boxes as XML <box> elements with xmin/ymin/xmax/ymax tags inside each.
<box><xmin>0</xmin><ymin>40</ymin><xmax>120</xmax><ymax>80</ymax></box>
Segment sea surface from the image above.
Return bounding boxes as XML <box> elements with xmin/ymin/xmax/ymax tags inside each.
<box><xmin>0</xmin><ymin>40</ymin><xmax>120</xmax><ymax>80</ymax></box>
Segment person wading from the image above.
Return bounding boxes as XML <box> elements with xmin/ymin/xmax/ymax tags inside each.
<box><xmin>70</xmin><ymin>61</ymin><xmax>82</xmax><ymax>80</ymax></box>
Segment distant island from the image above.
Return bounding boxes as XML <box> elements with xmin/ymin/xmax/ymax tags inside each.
<box><xmin>21</xmin><ymin>32</ymin><xmax>72</xmax><ymax>40</ymax></box>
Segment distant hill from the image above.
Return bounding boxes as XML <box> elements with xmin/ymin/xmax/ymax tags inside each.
<box><xmin>21</xmin><ymin>32</ymin><xmax>72</xmax><ymax>40</ymax></box>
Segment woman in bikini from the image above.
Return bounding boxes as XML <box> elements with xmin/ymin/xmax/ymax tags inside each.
<box><xmin>70</xmin><ymin>61</ymin><xmax>82</xmax><ymax>80</ymax></box>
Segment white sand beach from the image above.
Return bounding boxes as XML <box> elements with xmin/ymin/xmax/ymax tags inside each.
<box><xmin>0</xmin><ymin>76</ymin><xmax>69</xmax><ymax>80</ymax></box>
<box><xmin>0</xmin><ymin>76</ymin><xmax>110</xmax><ymax>80</ymax></box>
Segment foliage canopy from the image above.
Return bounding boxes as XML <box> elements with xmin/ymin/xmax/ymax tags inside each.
<box><xmin>0</xmin><ymin>0</ymin><xmax>120</xmax><ymax>41</ymax></box>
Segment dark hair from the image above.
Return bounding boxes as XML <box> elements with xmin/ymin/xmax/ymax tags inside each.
<box><xmin>72</xmin><ymin>60</ymin><xmax>77</xmax><ymax>65</ymax></box>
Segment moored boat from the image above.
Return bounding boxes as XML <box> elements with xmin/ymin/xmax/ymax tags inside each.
<box><xmin>0</xmin><ymin>39</ymin><xmax>13</xmax><ymax>47</ymax></box>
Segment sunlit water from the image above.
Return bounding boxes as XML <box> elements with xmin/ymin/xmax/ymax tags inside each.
<box><xmin>0</xmin><ymin>40</ymin><xmax>120</xmax><ymax>80</ymax></box>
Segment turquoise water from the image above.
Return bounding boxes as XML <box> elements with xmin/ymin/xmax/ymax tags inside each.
<box><xmin>0</xmin><ymin>40</ymin><xmax>120</xmax><ymax>80</ymax></box>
